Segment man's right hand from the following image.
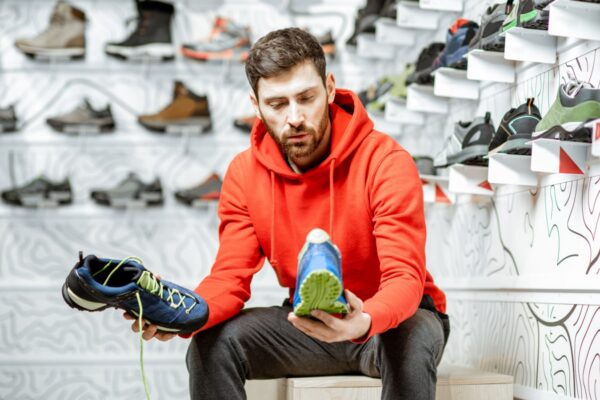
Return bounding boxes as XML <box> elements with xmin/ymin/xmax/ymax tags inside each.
<box><xmin>123</xmin><ymin>312</ymin><xmax>178</xmax><ymax>341</ymax></box>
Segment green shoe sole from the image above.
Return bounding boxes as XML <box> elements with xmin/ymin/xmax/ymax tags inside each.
<box><xmin>294</xmin><ymin>270</ymin><xmax>348</xmax><ymax>316</ymax></box>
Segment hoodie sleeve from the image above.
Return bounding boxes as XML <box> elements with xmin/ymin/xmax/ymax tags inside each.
<box><xmin>359</xmin><ymin>149</ymin><xmax>426</xmax><ymax>342</ymax></box>
<box><xmin>181</xmin><ymin>156</ymin><xmax>266</xmax><ymax>337</ymax></box>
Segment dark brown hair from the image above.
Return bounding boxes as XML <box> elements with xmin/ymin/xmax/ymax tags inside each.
<box><xmin>245</xmin><ymin>27</ymin><xmax>326</xmax><ymax>98</ymax></box>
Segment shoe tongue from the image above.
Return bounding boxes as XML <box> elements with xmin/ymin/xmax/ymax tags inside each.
<box><xmin>124</xmin><ymin>265</ymin><xmax>144</xmax><ymax>282</ymax></box>
<box><xmin>174</xmin><ymin>81</ymin><xmax>188</xmax><ymax>97</ymax></box>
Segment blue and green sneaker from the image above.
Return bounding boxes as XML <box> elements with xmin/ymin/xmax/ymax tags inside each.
<box><xmin>293</xmin><ymin>229</ymin><xmax>349</xmax><ymax>317</ymax></box>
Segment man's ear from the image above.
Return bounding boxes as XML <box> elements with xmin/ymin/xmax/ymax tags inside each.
<box><xmin>249</xmin><ymin>93</ymin><xmax>262</xmax><ymax>121</ymax></box>
<box><xmin>326</xmin><ymin>73</ymin><xmax>336</xmax><ymax>104</ymax></box>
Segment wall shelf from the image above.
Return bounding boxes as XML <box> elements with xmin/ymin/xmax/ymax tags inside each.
<box><xmin>406</xmin><ymin>84</ymin><xmax>449</xmax><ymax>114</ymax></box>
<box><xmin>370</xmin><ymin>114</ymin><xmax>403</xmax><ymax>136</ymax></box>
<box><xmin>384</xmin><ymin>98</ymin><xmax>425</xmax><ymax>126</ymax></box>
<box><xmin>466</xmin><ymin>50</ymin><xmax>515</xmax><ymax>83</ymax></box>
<box><xmin>530</xmin><ymin>138</ymin><xmax>589</xmax><ymax>175</ymax></box>
<box><xmin>549</xmin><ymin>0</ymin><xmax>600</xmax><ymax>42</ymax></box>
<box><xmin>590</xmin><ymin>119</ymin><xmax>600</xmax><ymax>157</ymax></box>
<box><xmin>448</xmin><ymin>164</ymin><xmax>494</xmax><ymax>196</ymax></box>
<box><xmin>503</xmin><ymin>27</ymin><xmax>557</xmax><ymax>64</ymax></box>
<box><xmin>375</xmin><ymin>18</ymin><xmax>417</xmax><ymax>46</ymax></box>
<box><xmin>357</xmin><ymin>34</ymin><xmax>397</xmax><ymax>59</ymax></box>
<box><xmin>419</xmin><ymin>0</ymin><xmax>463</xmax><ymax>12</ymax></box>
<box><xmin>433</xmin><ymin>68</ymin><xmax>480</xmax><ymax>100</ymax></box>
<box><xmin>421</xmin><ymin>175</ymin><xmax>455</xmax><ymax>204</ymax></box>
<box><xmin>396</xmin><ymin>1</ymin><xmax>440</xmax><ymax>30</ymax></box>
<box><xmin>488</xmin><ymin>153</ymin><xmax>538</xmax><ymax>187</ymax></box>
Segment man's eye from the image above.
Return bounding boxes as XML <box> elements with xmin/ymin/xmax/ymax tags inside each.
<box><xmin>300</xmin><ymin>96</ymin><xmax>314</xmax><ymax>102</ymax></box>
<box><xmin>270</xmin><ymin>103</ymin><xmax>284</xmax><ymax>109</ymax></box>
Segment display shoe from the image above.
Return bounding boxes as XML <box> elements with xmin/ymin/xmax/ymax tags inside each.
<box><xmin>470</xmin><ymin>2</ymin><xmax>507</xmax><ymax>52</ymax></box>
<box><xmin>138</xmin><ymin>81</ymin><xmax>212</xmax><ymax>134</ymax></box>
<box><xmin>0</xmin><ymin>105</ymin><xmax>18</xmax><ymax>133</ymax></box>
<box><xmin>62</xmin><ymin>253</ymin><xmax>209</xmax><ymax>334</ymax></box>
<box><xmin>14</xmin><ymin>0</ymin><xmax>86</xmax><ymax>60</ymax></box>
<box><xmin>488</xmin><ymin>98</ymin><xmax>541</xmax><ymax>155</ymax></box>
<box><xmin>233</xmin><ymin>114</ymin><xmax>256</xmax><ymax>133</ymax></box>
<box><xmin>46</xmin><ymin>99</ymin><xmax>115</xmax><ymax>134</ymax></box>
<box><xmin>433</xmin><ymin>18</ymin><xmax>479</xmax><ymax>71</ymax></box>
<box><xmin>346</xmin><ymin>0</ymin><xmax>384</xmax><ymax>47</ymax></box>
<box><xmin>405</xmin><ymin>42</ymin><xmax>445</xmax><ymax>86</ymax></box>
<box><xmin>502</xmin><ymin>0</ymin><xmax>551</xmax><ymax>32</ymax></box>
<box><xmin>181</xmin><ymin>17</ymin><xmax>251</xmax><ymax>62</ymax></box>
<box><xmin>174</xmin><ymin>173</ymin><xmax>222</xmax><ymax>207</ymax></box>
<box><xmin>534</xmin><ymin>77</ymin><xmax>600</xmax><ymax>135</ymax></box>
<box><xmin>90</xmin><ymin>173</ymin><xmax>163</xmax><ymax>208</ymax></box>
<box><xmin>436</xmin><ymin>112</ymin><xmax>495</xmax><ymax>167</ymax></box>
<box><xmin>293</xmin><ymin>228</ymin><xmax>349</xmax><ymax>317</ymax></box>
<box><xmin>316</xmin><ymin>30</ymin><xmax>337</xmax><ymax>59</ymax></box>
<box><xmin>105</xmin><ymin>0</ymin><xmax>175</xmax><ymax>61</ymax></box>
<box><xmin>1</xmin><ymin>175</ymin><xmax>72</xmax><ymax>207</ymax></box>
<box><xmin>365</xmin><ymin>65</ymin><xmax>415</xmax><ymax>114</ymax></box>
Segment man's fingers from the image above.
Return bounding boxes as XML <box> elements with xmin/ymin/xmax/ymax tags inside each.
<box><xmin>142</xmin><ymin>324</ymin><xmax>158</xmax><ymax>340</ymax></box>
<box><xmin>123</xmin><ymin>312</ymin><xmax>135</xmax><ymax>321</ymax></box>
<box><xmin>310</xmin><ymin>310</ymin><xmax>342</xmax><ymax>329</ymax></box>
<box><xmin>288</xmin><ymin>313</ymin><xmax>336</xmax><ymax>342</ymax></box>
<box><xmin>155</xmin><ymin>332</ymin><xmax>177</xmax><ymax>341</ymax></box>
<box><xmin>345</xmin><ymin>289</ymin><xmax>363</xmax><ymax>314</ymax></box>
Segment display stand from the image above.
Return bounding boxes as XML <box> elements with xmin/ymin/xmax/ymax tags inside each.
<box><xmin>421</xmin><ymin>175</ymin><xmax>455</xmax><ymax>204</ymax></box>
<box><xmin>590</xmin><ymin>120</ymin><xmax>600</xmax><ymax>157</ymax></box>
<box><xmin>396</xmin><ymin>1</ymin><xmax>440</xmax><ymax>30</ymax></box>
<box><xmin>357</xmin><ymin>34</ymin><xmax>397</xmax><ymax>59</ymax></box>
<box><xmin>375</xmin><ymin>19</ymin><xmax>417</xmax><ymax>46</ymax></box>
<box><xmin>433</xmin><ymin>68</ymin><xmax>480</xmax><ymax>100</ymax></box>
<box><xmin>448</xmin><ymin>164</ymin><xmax>493</xmax><ymax>195</ymax></box>
<box><xmin>419</xmin><ymin>0</ymin><xmax>463</xmax><ymax>12</ymax></box>
<box><xmin>549</xmin><ymin>0</ymin><xmax>600</xmax><ymax>42</ymax></box>
<box><xmin>370</xmin><ymin>114</ymin><xmax>403</xmax><ymax>136</ymax></box>
<box><xmin>530</xmin><ymin>138</ymin><xmax>589</xmax><ymax>175</ymax></box>
<box><xmin>488</xmin><ymin>153</ymin><xmax>538</xmax><ymax>186</ymax></box>
<box><xmin>466</xmin><ymin>50</ymin><xmax>515</xmax><ymax>83</ymax></box>
<box><xmin>384</xmin><ymin>98</ymin><xmax>425</xmax><ymax>126</ymax></box>
<box><xmin>503</xmin><ymin>27</ymin><xmax>557</xmax><ymax>64</ymax></box>
<box><xmin>406</xmin><ymin>84</ymin><xmax>449</xmax><ymax>114</ymax></box>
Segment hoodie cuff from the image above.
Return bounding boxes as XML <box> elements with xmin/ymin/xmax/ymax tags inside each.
<box><xmin>352</xmin><ymin>299</ymin><xmax>394</xmax><ymax>344</ymax></box>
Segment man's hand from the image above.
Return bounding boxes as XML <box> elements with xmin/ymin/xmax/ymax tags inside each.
<box><xmin>288</xmin><ymin>289</ymin><xmax>372</xmax><ymax>342</ymax></box>
<box><xmin>123</xmin><ymin>312</ymin><xmax>177</xmax><ymax>342</ymax></box>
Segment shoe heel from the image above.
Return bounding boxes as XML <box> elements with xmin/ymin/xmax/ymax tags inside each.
<box><xmin>62</xmin><ymin>281</ymin><xmax>108</xmax><ymax>312</ymax></box>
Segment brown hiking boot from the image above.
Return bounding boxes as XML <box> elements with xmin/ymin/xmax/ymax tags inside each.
<box><xmin>138</xmin><ymin>81</ymin><xmax>212</xmax><ymax>134</ymax></box>
<box><xmin>15</xmin><ymin>0</ymin><xmax>86</xmax><ymax>60</ymax></box>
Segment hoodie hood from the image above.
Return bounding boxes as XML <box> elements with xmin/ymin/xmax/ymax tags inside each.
<box><xmin>250</xmin><ymin>88</ymin><xmax>374</xmax><ymax>178</ymax></box>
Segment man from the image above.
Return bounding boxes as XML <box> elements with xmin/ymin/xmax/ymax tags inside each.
<box><xmin>129</xmin><ymin>27</ymin><xmax>449</xmax><ymax>400</ymax></box>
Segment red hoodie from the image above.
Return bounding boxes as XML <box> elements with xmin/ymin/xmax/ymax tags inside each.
<box><xmin>188</xmin><ymin>88</ymin><xmax>446</xmax><ymax>340</ymax></box>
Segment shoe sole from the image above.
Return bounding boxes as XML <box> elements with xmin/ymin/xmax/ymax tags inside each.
<box><xmin>139</xmin><ymin>117</ymin><xmax>212</xmax><ymax>134</ymax></box>
<box><xmin>105</xmin><ymin>43</ymin><xmax>175</xmax><ymax>61</ymax></box>
<box><xmin>445</xmin><ymin>144</ymin><xmax>490</xmax><ymax>167</ymax></box>
<box><xmin>0</xmin><ymin>123</ymin><xmax>17</xmax><ymax>133</ymax></box>
<box><xmin>481</xmin><ymin>33</ymin><xmax>505</xmax><ymax>52</ymax></box>
<box><xmin>294</xmin><ymin>270</ymin><xmax>348</xmax><ymax>317</ymax></box>
<box><xmin>521</xmin><ymin>10</ymin><xmax>549</xmax><ymax>30</ymax></box>
<box><xmin>16</xmin><ymin>44</ymin><xmax>85</xmax><ymax>60</ymax></box>
<box><xmin>181</xmin><ymin>47</ymin><xmax>248</xmax><ymax>62</ymax></box>
<box><xmin>4</xmin><ymin>192</ymin><xmax>72</xmax><ymax>208</ymax></box>
<box><xmin>92</xmin><ymin>195</ymin><xmax>164</xmax><ymax>208</ymax></box>
<box><xmin>47</xmin><ymin>121</ymin><xmax>115</xmax><ymax>135</ymax></box>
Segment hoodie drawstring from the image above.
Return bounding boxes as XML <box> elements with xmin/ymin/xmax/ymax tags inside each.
<box><xmin>270</xmin><ymin>170</ymin><xmax>276</xmax><ymax>267</ymax></box>
<box><xmin>329</xmin><ymin>159</ymin><xmax>336</xmax><ymax>242</ymax></box>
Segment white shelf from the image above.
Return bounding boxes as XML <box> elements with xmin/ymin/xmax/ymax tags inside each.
<box><xmin>419</xmin><ymin>0</ymin><xmax>463</xmax><ymax>12</ymax></box>
<box><xmin>406</xmin><ymin>84</ymin><xmax>449</xmax><ymax>114</ymax></box>
<box><xmin>384</xmin><ymin>98</ymin><xmax>425</xmax><ymax>126</ymax></box>
<box><xmin>375</xmin><ymin>18</ymin><xmax>417</xmax><ymax>46</ymax></box>
<box><xmin>530</xmin><ymin>138</ymin><xmax>589</xmax><ymax>175</ymax></box>
<box><xmin>370</xmin><ymin>114</ymin><xmax>403</xmax><ymax>136</ymax></box>
<box><xmin>590</xmin><ymin>120</ymin><xmax>600</xmax><ymax>157</ymax></box>
<box><xmin>421</xmin><ymin>175</ymin><xmax>455</xmax><ymax>204</ymax></box>
<box><xmin>503</xmin><ymin>27</ymin><xmax>557</xmax><ymax>64</ymax></box>
<box><xmin>466</xmin><ymin>50</ymin><xmax>515</xmax><ymax>83</ymax></box>
<box><xmin>433</xmin><ymin>68</ymin><xmax>480</xmax><ymax>100</ymax></box>
<box><xmin>357</xmin><ymin>34</ymin><xmax>397</xmax><ymax>60</ymax></box>
<box><xmin>549</xmin><ymin>0</ymin><xmax>600</xmax><ymax>42</ymax></box>
<box><xmin>396</xmin><ymin>1</ymin><xmax>440</xmax><ymax>30</ymax></box>
<box><xmin>488</xmin><ymin>153</ymin><xmax>538</xmax><ymax>187</ymax></box>
<box><xmin>448</xmin><ymin>164</ymin><xmax>493</xmax><ymax>196</ymax></box>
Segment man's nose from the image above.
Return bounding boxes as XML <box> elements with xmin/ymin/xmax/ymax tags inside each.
<box><xmin>286</xmin><ymin>103</ymin><xmax>304</xmax><ymax>128</ymax></box>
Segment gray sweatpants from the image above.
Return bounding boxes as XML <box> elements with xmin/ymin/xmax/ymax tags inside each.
<box><xmin>186</xmin><ymin>297</ymin><xmax>450</xmax><ymax>400</ymax></box>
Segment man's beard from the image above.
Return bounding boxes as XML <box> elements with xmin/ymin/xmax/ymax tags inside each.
<box><xmin>263</xmin><ymin>104</ymin><xmax>329</xmax><ymax>162</ymax></box>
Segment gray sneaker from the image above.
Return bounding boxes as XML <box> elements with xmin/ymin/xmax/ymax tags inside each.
<box><xmin>435</xmin><ymin>113</ymin><xmax>495</xmax><ymax>167</ymax></box>
<box><xmin>0</xmin><ymin>105</ymin><xmax>18</xmax><ymax>133</ymax></box>
<box><xmin>14</xmin><ymin>0</ymin><xmax>86</xmax><ymax>60</ymax></box>
<box><xmin>181</xmin><ymin>17</ymin><xmax>251</xmax><ymax>62</ymax></box>
<box><xmin>46</xmin><ymin>99</ymin><xmax>115</xmax><ymax>134</ymax></box>
<box><xmin>90</xmin><ymin>173</ymin><xmax>163</xmax><ymax>208</ymax></box>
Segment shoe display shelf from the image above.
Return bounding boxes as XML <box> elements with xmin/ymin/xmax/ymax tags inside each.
<box><xmin>466</xmin><ymin>50</ymin><xmax>516</xmax><ymax>84</ymax></box>
<box><xmin>448</xmin><ymin>164</ymin><xmax>494</xmax><ymax>196</ymax></box>
<box><xmin>420</xmin><ymin>174</ymin><xmax>455</xmax><ymax>204</ymax></box>
<box><xmin>419</xmin><ymin>0</ymin><xmax>463</xmax><ymax>12</ymax></box>
<box><xmin>384</xmin><ymin>98</ymin><xmax>426</xmax><ymax>126</ymax></box>
<box><xmin>395</xmin><ymin>1</ymin><xmax>440</xmax><ymax>30</ymax></box>
<box><xmin>530</xmin><ymin>138</ymin><xmax>589</xmax><ymax>175</ymax></box>
<box><xmin>432</xmin><ymin>68</ymin><xmax>480</xmax><ymax>100</ymax></box>
<box><xmin>590</xmin><ymin>120</ymin><xmax>600</xmax><ymax>157</ymax></box>
<box><xmin>406</xmin><ymin>84</ymin><xmax>449</xmax><ymax>114</ymax></box>
<box><xmin>501</xmin><ymin>27</ymin><xmax>557</xmax><ymax>64</ymax></box>
<box><xmin>375</xmin><ymin>18</ymin><xmax>418</xmax><ymax>47</ymax></box>
<box><xmin>549</xmin><ymin>0</ymin><xmax>600</xmax><ymax>42</ymax></box>
<box><xmin>356</xmin><ymin>34</ymin><xmax>397</xmax><ymax>59</ymax></box>
<box><xmin>370</xmin><ymin>113</ymin><xmax>404</xmax><ymax>137</ymax></box>
<box><xmin>487</xmin><ymin>153</ymin><xmax>538</xmax><ymax>187</ymax></box>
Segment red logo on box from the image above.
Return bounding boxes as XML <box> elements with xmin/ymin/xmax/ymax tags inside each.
<box><xmin>595</xmin><ymin>122</ymin><xmax>600</xmax><ymax>141</ymax></box>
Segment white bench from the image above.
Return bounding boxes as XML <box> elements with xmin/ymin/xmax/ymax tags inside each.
<box><xmin>245</xmin><ymin>365</ymin><xmax>513</xmax><ymax>400</ymax></box>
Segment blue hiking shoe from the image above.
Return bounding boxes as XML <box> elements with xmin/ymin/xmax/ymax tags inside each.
<box><xmin>433</xmin><ymin>18</ymin><xmax>479</xmax><ymax>71</ymax></box>
<box><xmin>293</xmin><ymin>229</ymin><xmax>349</xmax><ymax>317</ymax></box>
<box><xmin>62</xmin><ymin>253</ymin><xmax>209</xmax><ymax>334</ymax></box>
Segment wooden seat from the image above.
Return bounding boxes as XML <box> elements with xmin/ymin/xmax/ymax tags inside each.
<box><xmin>245</xmin><ymin>365</ymin><xmax>513</xmax><ymax>400</ymax></box>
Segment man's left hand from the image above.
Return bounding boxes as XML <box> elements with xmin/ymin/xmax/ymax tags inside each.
<box><xmin>288</xmin><ymin>289</ymin><xmax>372</xmax><ymax>342</ymax></box>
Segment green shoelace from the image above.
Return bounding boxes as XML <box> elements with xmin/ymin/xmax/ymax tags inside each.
<box><xmin>93</xmin><ymin>257</ymin><xmax>197</xmax><ymax>400</ymax></box>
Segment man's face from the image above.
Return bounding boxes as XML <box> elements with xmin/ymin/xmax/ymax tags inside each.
<box><xmin>251</xmin><ymin>61</ymin><xmax>336</xmax><ymax>169</ymax></box>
